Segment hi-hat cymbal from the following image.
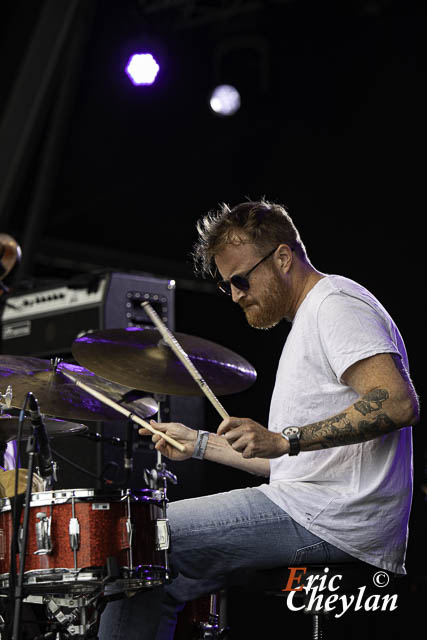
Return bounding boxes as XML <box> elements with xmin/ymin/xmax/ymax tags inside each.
<box><xmin>72</xmin><ymin>328</ymin><xmax>257</xmax><ymax>397</ymax></box>
<box><xmin>0</xmin><ymin>414</ymin><xmax>87</xmax><ymax>442</ymax></box>
<box><xmin>0</xmin><ymin>355</ymin><xmax>159</xmax><ymax>422</ymax></box>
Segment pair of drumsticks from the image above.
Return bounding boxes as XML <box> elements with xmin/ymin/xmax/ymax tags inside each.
<box><xmin>64</xmin><ymin>302</ymin><xmax>229</xmax><ymax>453</ymax></box>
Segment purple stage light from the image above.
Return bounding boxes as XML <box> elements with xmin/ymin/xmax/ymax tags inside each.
<box><xmin>125</xmin><ymin>53</ymin><xmax>160</xmax><ymax>86</ymax></box>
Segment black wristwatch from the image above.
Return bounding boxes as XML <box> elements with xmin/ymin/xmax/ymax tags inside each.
<box><xmin>281</xmin><ymin>426</ymin><xmax>301</xmax><ymax>456</ymax></box>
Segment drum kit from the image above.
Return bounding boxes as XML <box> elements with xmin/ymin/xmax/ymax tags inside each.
<box><xmin>0</xmin><ymin>246</ymin><xmax>257</xmax><ymax>640</ymax></box>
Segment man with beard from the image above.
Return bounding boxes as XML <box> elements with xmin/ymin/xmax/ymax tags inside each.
<box><xmin>99</xmin><ymin>200</ymin><xmax>418</xmax><ymax>640</ymax></box>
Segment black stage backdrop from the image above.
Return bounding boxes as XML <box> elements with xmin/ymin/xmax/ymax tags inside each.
<box><xmin>0</xmin><ymin>1</ymin><xmax>425</xmax><ymax>638</ymax></box>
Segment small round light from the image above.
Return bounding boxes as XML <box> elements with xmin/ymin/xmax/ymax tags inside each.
<box><xmin>125</xmin><ymin>53</ymin><xmax>160</xmax><ymax>86</ymax></box>
<box><xmin>209</xmin><ymin>84</ymin><xmax>241</xmax><ymax>116</ymax></box>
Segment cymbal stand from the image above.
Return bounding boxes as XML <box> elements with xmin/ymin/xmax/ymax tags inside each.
<box><xmin>148</xmin><ymin>395</ymin><xmax>226</xmax><ymax>640</ymax></box>
<box><xmin>142</xmin><ymin>394</ymin><xmax>176</xmax><ymax>590</ymax></box>
<box><xmin>194</xmin><ymin>591</ymin><xmax>229</xmax><ymax>640</ymax></box>
<box><xmin>143</xmin><ymin>394</ymin><xmax>178</xmax><ymax>494</ymax></box>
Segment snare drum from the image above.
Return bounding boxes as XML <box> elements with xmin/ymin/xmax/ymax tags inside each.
<box><xmin>0</xmin><ymin>488</ymin><xmax>170</xmax><ymax>594</ymax></box>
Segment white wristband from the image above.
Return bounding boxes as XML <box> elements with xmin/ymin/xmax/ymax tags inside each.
<box><xmin>192</xmin><ymin>430</ymin><xmax>210</xmax><ymax>460</ymax></box>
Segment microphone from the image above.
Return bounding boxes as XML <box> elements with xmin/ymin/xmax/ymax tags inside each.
<box><xmin>28</xmin><ymin>393</ymin><xmax>54</xmax><ymax>480</ymax></box>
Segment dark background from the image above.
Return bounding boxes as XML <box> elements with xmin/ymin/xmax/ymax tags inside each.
<box><xmin>0</xmin><ymin>1</ymin><xmax>425</xmax><ymax>637</ymax></box>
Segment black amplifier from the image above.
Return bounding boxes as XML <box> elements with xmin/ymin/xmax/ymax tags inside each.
<box><xmin>0</xmin><ymin>271</ymin><xmax>176</xmax><ymax>356</ymax></box>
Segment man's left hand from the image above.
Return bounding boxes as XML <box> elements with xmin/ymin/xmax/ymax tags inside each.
<box><xmin>217</xmin><ymin>417</ymin><xmax>288</xmax><ymax>458</ymax></box>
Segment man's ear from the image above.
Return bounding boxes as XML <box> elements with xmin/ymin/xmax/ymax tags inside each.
<box><xmin>275</xmin><ymin>244</ymin><xmax>293</xmax><ymax>273</ymax></box>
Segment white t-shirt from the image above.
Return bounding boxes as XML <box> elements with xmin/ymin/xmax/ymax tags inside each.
<box><xmin>257</xmin><ymin>275</ymin><xmax>413</xmax><ymax>575</ymax></box>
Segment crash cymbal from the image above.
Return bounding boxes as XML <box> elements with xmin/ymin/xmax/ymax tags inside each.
<box><xmin>0</xmin><ymin>355</ymin><xmax>159</xmax><ymax>422</ymax></box>
<box><xmin>0</xmin><ymin>414</ymin><xmax>87</xmax><ymax>442</ymax></box>
<box><xmin>72</xmin><ymin>328</ymin><xmax>257</xmax><ymax>397</ymax></box>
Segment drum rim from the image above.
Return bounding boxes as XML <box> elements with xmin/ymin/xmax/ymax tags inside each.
<box><xmin>0</xmin><ymin>487</ymin><xmax>166</xmax><ymax>510</ymax></box>
<box><xmin>0</xmin><ymin>565</ymin><xmax>170</xmax><ymax>592</ymax></box>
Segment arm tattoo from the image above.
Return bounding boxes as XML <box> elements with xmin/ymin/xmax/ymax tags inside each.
<box><xmin>300</xmin><ymin>388</ymin><xmax>397</xmax><ymax>449</ymax></box>
<box><xmin>354</xmin><ymin>389</ymin><xmax>389</xmax><ymax>415</ymax></box>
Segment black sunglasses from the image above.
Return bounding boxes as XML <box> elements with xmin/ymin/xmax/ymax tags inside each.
<box><xmin>217</xmin><ymin>246</ymin><xmax>279</xmax><ymax>296</ymax></box>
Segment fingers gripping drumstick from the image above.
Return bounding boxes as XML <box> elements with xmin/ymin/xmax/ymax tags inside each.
<box><xmin>141</xmin><ymin>302</ymin><xmax>229</xmax><ymax>421</ymax></box>
<box><xmin>61</xmin><ymin>371</ymin><xmax>185</xmax><ymax>453</ymax></box>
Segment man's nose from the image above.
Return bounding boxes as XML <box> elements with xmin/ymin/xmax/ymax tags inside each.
<box><xmin>231</xmin><ymin>284</ymin><xmax>246</xmax><ymax>304</ymax></box>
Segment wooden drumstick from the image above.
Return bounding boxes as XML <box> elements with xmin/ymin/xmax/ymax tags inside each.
<box><xmin>141</xmin><ymin>301</ymin><xmax>230</xmax><ymax>421</ymax></box>
<box><xmin>61</xmin><ymin>371</ymin><xmax>186</xmax><ymax>452</ymax></box>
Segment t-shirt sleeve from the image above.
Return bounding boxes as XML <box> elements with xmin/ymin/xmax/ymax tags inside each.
<box><xmin>317</xmin><ymin>292</ymin><xmax>401</xmax><ymax>383</ymax></box>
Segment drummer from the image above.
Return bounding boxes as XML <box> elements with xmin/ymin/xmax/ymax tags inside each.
<box><xmin>99</xmin><ymin>200</ymin><xmax>419</xmax><ymax>640</ymax></box>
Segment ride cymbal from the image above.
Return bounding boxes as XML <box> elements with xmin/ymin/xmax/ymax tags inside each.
<box><xmin>72</xmin><ymin>328</ymin><xmax>257</xmax><ymax>397</ymax></box>
<box><xmin>0</xmin><ymin>355</ymin><xmax>158</xmax><ymax>422</ymax></box>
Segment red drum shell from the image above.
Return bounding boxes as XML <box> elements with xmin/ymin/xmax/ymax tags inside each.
<box><xmin>0</xmin><ymin>488</ymin><xmax>168</xmax><ymax>591</ymax></box>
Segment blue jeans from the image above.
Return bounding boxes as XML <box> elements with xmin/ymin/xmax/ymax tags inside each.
<box><xmin>98</xmin><ymin>487</ymin><xmax>354</xmax><ymax>639</ymax></box>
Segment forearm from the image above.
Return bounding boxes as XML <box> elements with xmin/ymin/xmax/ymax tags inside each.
<box><xmin>299</xmin><ymin>387</ymin><xmax>418</xmax><ymax>451</ymax></box>
<box><xmin>204</xmin><ymin>432</ymin><xmax>270</xmax><ymax>477</ymax></box>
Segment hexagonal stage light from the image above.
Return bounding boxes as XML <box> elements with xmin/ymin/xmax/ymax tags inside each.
<box><xmin>125</xmin><ymin>53</ymin><xmax>160</xmax><ymax>86</ymax></box>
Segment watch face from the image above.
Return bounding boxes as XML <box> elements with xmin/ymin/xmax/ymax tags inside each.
<box><xmin>286</xmin><ymin>427</ymin><xmax>299</xmax><ymax>436</ymax></box>
<box><xmin>285</xmin><ymin>427</ymin><xmax>299</xmax><ymax>436</ymax></box>
<box><xmin>282</xmin><ymin>426</ymin><xmax>301</xmax><ymax>456</ymax></box>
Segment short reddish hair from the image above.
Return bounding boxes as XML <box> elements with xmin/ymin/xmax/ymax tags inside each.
<box><xmin>192</xmin><ymin>200</ymin><xmax>306</xmax><ymax>277</ymax></box>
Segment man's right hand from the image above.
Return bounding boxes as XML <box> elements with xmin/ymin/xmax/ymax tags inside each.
<box><xmin>138</xmin><ymin>421</ymin><xmax>198</xmax><ymax>461</ymax></box>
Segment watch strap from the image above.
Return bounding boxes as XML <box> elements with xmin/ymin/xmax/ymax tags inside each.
<box><xmin>281</xmin><ymin>427</ymin><xmax>301</xmax><ymax>456</ymax></box>
<box><xmin>287</xmin><ymin>434</ymin><xmax>300</xmax><ymax>456</ymax></box>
